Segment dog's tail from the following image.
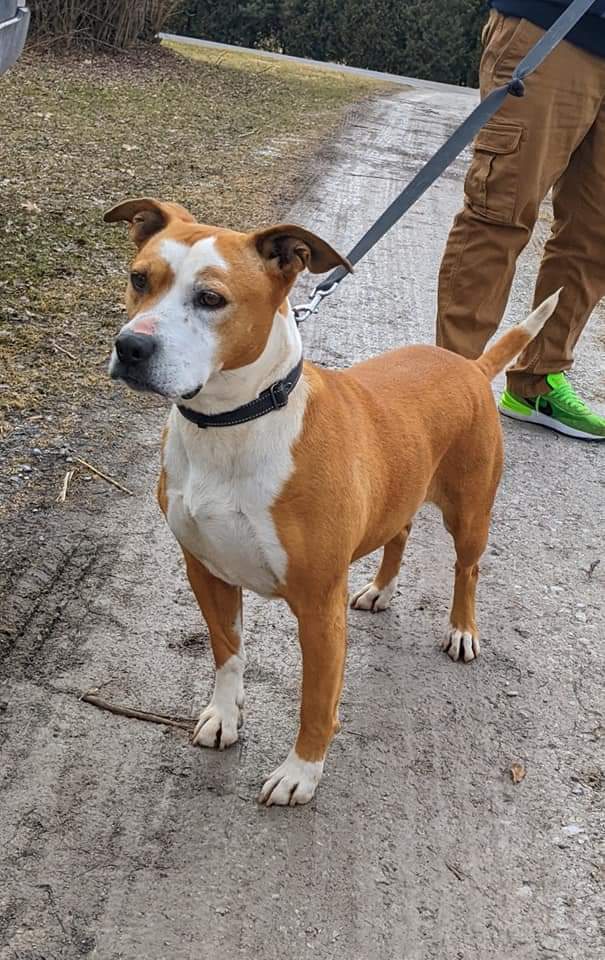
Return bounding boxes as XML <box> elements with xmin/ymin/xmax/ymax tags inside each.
<box><xmin>475</xmin><ymin>289</ymin><xmax>562</xmax><ymax>381</ymax></box>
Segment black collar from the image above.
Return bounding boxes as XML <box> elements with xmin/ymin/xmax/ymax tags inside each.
<box><xmin>177</xmin><ymin>357</ymin><xmax>304</xmax><ymax>429</ymax></box>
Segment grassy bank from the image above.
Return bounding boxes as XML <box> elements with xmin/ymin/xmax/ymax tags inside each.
<box><xmin>0</xmin><ymin>41</ymin><xmax>384</xmax><ymax>443</ymax></box>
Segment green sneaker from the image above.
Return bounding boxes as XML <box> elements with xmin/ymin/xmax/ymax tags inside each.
<box><xmin>499</xmin><ymin>373</ymin><xmax>605</xmax><ymax>440</ymax></box>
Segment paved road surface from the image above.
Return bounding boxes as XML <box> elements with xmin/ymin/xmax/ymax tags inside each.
<box><xmin>2</xmin><ymin>86</ymin><xmax>603</xmax><ymax>959</ymax></box>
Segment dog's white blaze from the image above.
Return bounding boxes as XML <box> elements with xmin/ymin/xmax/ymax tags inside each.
<box><xmin>164</xmin><ymin>304</ymin><xmax>305</xmax><ymax>595</ymax></box>
<box><xmin>160</xmin><ymin>236</ymin><xmax>228</xmax><ymax>283</ymax></box>
<box><xmin>159</xmin><ymin>238</ymin><xmax>190</xmax><ymax>274</ymax></box>
<box><xmin>187</xmin><ymin>236</ymin><xmax>229</xmax><ymax>274</ymax></box>
<box><xmin>259</xmin><ymin>749</ymin><xmax>324</xmax><ymax>806</ymax></box>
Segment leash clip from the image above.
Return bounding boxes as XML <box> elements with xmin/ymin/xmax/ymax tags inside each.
<box><xmin>293</xmin><ymin>281</ymin><xmax>339</xmax><ymax>326</ymax></box>
<box><xmin>507</xmin><ymin>76</ymin><xmax>525</xmax><ymax>97</ymax></box>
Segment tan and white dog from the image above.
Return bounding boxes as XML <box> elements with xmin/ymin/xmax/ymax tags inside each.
<box><xmin>106</xmin><ymin>197</ymin><xmax>559</xmax><ymax>806</ymax></box>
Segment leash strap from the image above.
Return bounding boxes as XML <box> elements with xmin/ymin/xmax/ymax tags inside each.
<box><xmin>177</xmin><ymin>356</ymin><xmax>304</xmax><ymax>428</ymax></box>
<box><xmin>294</xmin><ymin>0</ymin><xmax>598</xmax><ymax>324</ymax></box>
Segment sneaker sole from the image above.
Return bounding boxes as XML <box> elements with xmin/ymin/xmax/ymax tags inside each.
<box><xmin>499</xmin><ymin>405</ymin><xmax>605</xmax><ymax>441</ymax></box>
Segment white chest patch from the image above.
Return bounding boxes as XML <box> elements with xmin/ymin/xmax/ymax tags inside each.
<box><xmin>163</xmin><ymin>380</ymin><xmax>307</xmax><ymax>596</ymax></box>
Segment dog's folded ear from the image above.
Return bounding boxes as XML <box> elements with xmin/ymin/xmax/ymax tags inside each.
<box><xmin>253</xmin><ymin>224</ymin><xmax>352</xmax><ymax>278</ymax></box>
<box><xmin>104</xmin><ymin>197</ymin><xmax>196</xmax><ymax>248</ymax></box>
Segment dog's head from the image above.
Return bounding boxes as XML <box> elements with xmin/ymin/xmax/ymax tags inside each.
<box><xmin>105</xmin><ymin>197</ymin><xmax>350</xmax><ymax>402</ymax></box>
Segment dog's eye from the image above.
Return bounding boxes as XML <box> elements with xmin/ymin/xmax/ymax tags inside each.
<box><xmin>195</xmin><ymin>289</ymin><xmax>226</xmax><ymax>310</ymax></box>
<box><xmin>130</xmin><ymin>271</ymin><xmax>147</xmax><ymax>293</ymax></box>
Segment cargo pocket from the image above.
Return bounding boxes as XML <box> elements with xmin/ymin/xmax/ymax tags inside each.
<box><xmin>464</xmin><ymin>123</ymin><xmax>523</xmax><ymax>224</ymax></box>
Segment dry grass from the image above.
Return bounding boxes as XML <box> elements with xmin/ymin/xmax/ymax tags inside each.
<box><xmin>29</xmin><ymin>0</ymin><xmax>184</xmax><ymax>50</ymax></box>
<box><xmin>0</xmin><ymin>41</ymin><xmax>385</xmax><ymax>447</ymax></box>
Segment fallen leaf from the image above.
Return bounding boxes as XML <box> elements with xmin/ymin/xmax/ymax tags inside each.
<box><xmin>511</xmin><ymin>762</ymin><xmax>526</xmax><ymax>784</ymax></box>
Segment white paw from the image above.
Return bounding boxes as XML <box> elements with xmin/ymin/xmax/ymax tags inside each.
<box><xmin>191</xmin><ymin>654</ymin><xmax>244</xmax><ymax>750</ymax></box>
<box><xmin>351</xmin><ymin>577</ymin><xmax>397</xmax><ymax>612</ymax></box>
<box><xmin>441</xmin><ymin>625</ymin><xmax>480</xmax><ymax>663</ymax></box>
<box><xmin>192</xmin><ymin>701</ymin><xmax>241</xmax><ymax>749</ymax></box>
<box><xmin>258</xmin><ymin>750</ymin><xmax>324</xmax><ymax>807</ymax></box>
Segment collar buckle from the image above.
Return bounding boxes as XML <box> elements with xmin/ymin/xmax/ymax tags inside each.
<box><xmin>269</xmin><ymin>379</ymin><xmax>289</xmax><ymax>409</ymax></box>
<box><xmin>177</xmin><ymin>356</ymin><xmax>303</xmax><ymax>429</ymax></box>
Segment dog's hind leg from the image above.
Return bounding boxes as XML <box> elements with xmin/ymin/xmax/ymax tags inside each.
<box><xmin>439</xmin><ymin>499</ymin><xmax>494</xmax><ymax>663</ymax></box>
<box><xmin>433</xmin><ymin>428</ymin><xmax>502</xmax><ymax>663</ymax></box>
<box><xmin>181</xmin><ymin>548</ymin><xmax>245</xmax><ymax>749</ymax></box>
<box><xmin>351</xmin><ymin>523</ymin><xmax>412</xmax><ymax>612</ymax></box>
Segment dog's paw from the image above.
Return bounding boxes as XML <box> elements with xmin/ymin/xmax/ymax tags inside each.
<box><xmin>192</xmin><ymin>701</ymin><xmax>242</xmax><ymax>750</ymax></box>
<box><xmin>351</xmin><ymin>578</ymin><xmax>397</xmax><ymax>612</ymax></box>
<box><xmin>258</xmin><ymin>751</ymin><xmax>324</xmax><ymax>807</ymax></box>
<box><xmin>441</xmin><ymin>625</ymin><xmax>480</xmax><ymax>663</ymax></box>
<box><xmin>192</xmin><ymin>655</ymin><xmax>244</xmax><ymax>749</ymax></box>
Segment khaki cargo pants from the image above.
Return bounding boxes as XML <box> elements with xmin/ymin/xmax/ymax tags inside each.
<box><xmin>436</xmin><ymin>10</ymin><xmax>605</xmax><ymax>396</ymax></box>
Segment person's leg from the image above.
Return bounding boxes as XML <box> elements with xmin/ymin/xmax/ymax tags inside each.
<box><xmin>437</xmin><ymin>12</ymin><xmax>602</xmax><ymax>359</ymax></box>
<box><xmin>508</xmin><ymin>95</ymin><xmax>605</xmax><ymax>395</ymax></box>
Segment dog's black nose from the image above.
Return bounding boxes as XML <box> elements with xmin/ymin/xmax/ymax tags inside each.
<box><xmin>115</xmin><ymin>332</ymin><xmax>157</xmax><ymax>365</ymax></box>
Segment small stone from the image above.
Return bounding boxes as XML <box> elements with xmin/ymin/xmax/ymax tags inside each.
<box><xmin>561</xmin><ymin>823</ymin><xmax>584</xmax><ymax>836</ymax></box>
<box><xmin>540</xmin><ymin>936</ymin><xmax>560</xmax><ymax>952</ymax></box>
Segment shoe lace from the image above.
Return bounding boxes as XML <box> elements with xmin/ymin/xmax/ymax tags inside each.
<box><xmin>541</xmin><ymin>376</ymin><xmax>590</xmax><ymax>414</ymax></box>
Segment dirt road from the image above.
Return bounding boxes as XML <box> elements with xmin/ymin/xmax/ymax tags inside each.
<box><xmin>1</xmin><ymin>86</ymin><xmax>603</xmax><ymax>960</ymax></box>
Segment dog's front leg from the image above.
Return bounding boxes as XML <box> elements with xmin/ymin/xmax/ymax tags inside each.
<box><xmin>181</xmin><ymin>548</ymin><xmax>245</xmax><ymax>750</ymax></box>
<box><xmin>259</xmin><ymin>580</ymin><xmax>348</xmax><ymax>806</ymax></box>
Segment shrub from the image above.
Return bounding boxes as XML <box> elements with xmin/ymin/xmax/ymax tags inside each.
<box><xmin>29</xmin><ymin>0</ymin><xmax>185</xmax><ymax>50</ymax></box>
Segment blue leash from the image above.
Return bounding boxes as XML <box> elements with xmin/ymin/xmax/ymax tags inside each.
<box><xmin>294</xmin><ymin>0</ymin><xmax>598</xmax><ymax>324</ymax></box>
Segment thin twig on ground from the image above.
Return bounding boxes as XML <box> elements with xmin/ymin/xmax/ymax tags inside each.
<box><xmin>445</xmin><ymin>861</ymin><xmax>466</xmax><ymax>881</ymax></box>
<box><xmin>587</xmin><ymin>559</ymin><xmax>600</xmax><ymax>579</ymax></box>
<box><xmin>51</xmin><ymin>340</ymin><xmax>77</xmax><ymax>362</ymax></box>
<box><xmin>80</xmin><ymin>692</ymin><xmax>195</xmax><ymax>731</ymax></box>
<box><xmin>73</xmin><ymin>457</ymin><xmax>134</xmax><ymax>495</ymax></box>
<box><xmin>56</xmin><ymin>468</ymin><xmax>75</xmax><ymax>503</ymax></box>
